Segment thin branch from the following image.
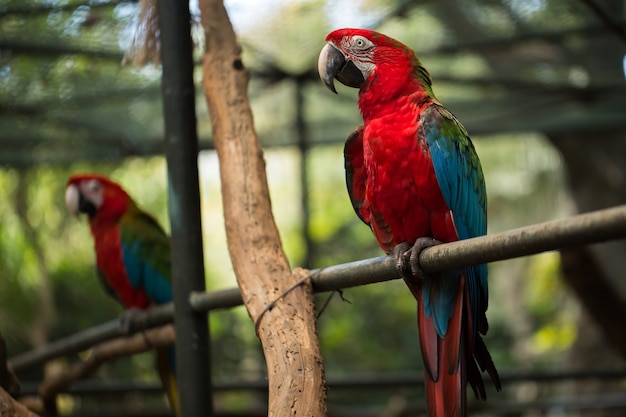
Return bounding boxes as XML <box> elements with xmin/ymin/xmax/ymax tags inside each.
<box><xmin>33</xmin><ymin>325</ymin><xmax>174</xmax><ymax>415</ymax></box>
<box><xmin>10</xmin><ymin>304</ymin><xmax>174</xmax><ymax>372</ymax></box>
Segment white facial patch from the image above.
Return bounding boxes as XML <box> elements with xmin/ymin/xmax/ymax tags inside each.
<box><xmin>65</xmin><ymin>184</ymin><xmax>80</xmax><ymax>215</ymax></box>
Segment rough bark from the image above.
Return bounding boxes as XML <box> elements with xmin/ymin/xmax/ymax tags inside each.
<box><xmin>197</xmin><ymin>1</ymin><xmax>327</xmax><ymax>416</ymax></box>
<box><xmin>0</xmin><ymin>388</ymin><xmax>39</xmax><ymax>417</ymax></box>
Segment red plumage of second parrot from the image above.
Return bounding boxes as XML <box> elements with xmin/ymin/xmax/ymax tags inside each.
<box><xmin>318</xmin><ymin>29</ymin><xmax>500</xmax><ymax>416</ymax></box>
<box><xmin>65</xmin><ymin>174</ymin><xmax>179</xmax><ymax>416</ymax></box>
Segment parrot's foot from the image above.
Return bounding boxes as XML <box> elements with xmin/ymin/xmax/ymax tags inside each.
<box><xmin>118</xmin><ymin>307</ymin><xmax>143</xmax><ymax>335</ymax></box>
<box><xmin>393</xmin><ymin>237</ymin><xmax>442</xmax><ymax>280</ymax></box>
<box><xmin>393</xmin><ymin>242</ymin><xmax>412</xmax><ymax>277</ymax></box>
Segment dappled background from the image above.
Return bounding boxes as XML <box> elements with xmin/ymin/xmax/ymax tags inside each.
<box><xmin>1</xmin><ymin>0</ymin><xmax>626</xmax><ymax>415</ymax></box>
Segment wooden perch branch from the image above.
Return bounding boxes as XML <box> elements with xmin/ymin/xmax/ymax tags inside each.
<box><xmin>30</xmin><ymin>325</ymin><xmax>174</xmax><ymax>415</ymax></box>
<box><xmin>0</xmin><ymin>333</ymin><xmax>20</xmax><ymax>398</ymax></box>
<box><xmin>0</xmin><ymin>332</ymin><xmax>36</xmax><ymax>417</ymax></box>
<box><xmin>197</xmin><ymin>0</ymin><xmax>327</xmax><ymax>415</ymax></box>
<box><xmin>0</xmin><ymin>388</ymin><xmax>39</xmax><ymax>417</ymax></box>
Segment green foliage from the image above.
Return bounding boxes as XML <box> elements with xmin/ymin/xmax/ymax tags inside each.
<box><xmin>318</xmin><ymin>281</ymin><xmax>420</xmax><ymax>372</ymax></box>
<box><xmin>2</xmin><ymin>0</ymin><xmax>613</xmax><ymax>414</ymax></box>
<box><xmin>525</xmin><ymin>252</ymin><xmax>577</xmax><ymax>359</ymax></box>
<box><xmin>0</xmin><ymin>130</ymin><xmax>575</xmax><ymax>411</ymax></box>
<box><xmin>2</xmin><ymin>95</ymin><xmax>566</xmax><ymax>417</ymax></box>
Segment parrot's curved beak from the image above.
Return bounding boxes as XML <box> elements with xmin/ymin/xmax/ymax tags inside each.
<box><xmin>65</xmin><ymin>184</ymin><xmax>97</xmax><ymax>218</ymax></box>
<box><xmin>78</xmin><ymin>193</ymin><xmax>97</xmax><ymax>217</ymax></box>
<box><xmin>318</xmin><ymin>43</ymin><xmax>365</xmax><ymax>94</ymax></box>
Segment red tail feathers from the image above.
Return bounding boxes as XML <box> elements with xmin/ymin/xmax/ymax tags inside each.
<box><xmin>420</xmin><ymin>275</ymin><xmax>465</xmax><ymax>417</ymax></box>
<box><xmin>418</xmin><ymin>275</ymin><xmax>500</xmax><ymax>417</ymax></box>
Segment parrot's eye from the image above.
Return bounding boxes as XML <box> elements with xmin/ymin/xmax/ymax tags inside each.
<box><xmin>353</xmin><ymin>36</ymin><xmax>370</xmax><ymax>50</ymax></box>
<box><xmin>86</xmin><ymin>179</ymin><xmax>102</xmax><ymax>193</ymax></box>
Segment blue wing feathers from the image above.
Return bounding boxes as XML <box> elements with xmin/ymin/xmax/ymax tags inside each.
<box><xmin>423</xmin><ymin>104</ymin><xmax>486</xmax><ymax>240</ymax></box>
<box><xmin>121</xmin><ymin>240</ymin><xmax>173</xmax><ymax>304</ymax></box>
<box><xmin>117</xmin><ymin>208</ymin><xmax>178</xmax><ymax>415</ymax></box>
<box><xmin>120</xmin><ymin>211</ymin><xmax>173</xmax><ymax>306</ymax></box>
<box><xmin>421</xmin><ymin>104</ymin><xmax>488</xmax><ymax>340</ymax></box>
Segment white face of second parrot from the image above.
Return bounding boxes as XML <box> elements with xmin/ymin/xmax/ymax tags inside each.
<box><xmin>65</xmin><ymin>179</ymin><xmax>105</xmax><ymax>216</ymax></box>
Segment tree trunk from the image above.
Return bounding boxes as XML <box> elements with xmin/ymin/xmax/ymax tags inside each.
<box><xmin>197</xmin><ymin>1</ymin><xmax>327</xmax><ymax>416</ymax></box>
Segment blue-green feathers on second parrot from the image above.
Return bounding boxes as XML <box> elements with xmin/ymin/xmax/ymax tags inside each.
<box><xmin>66</xmin><ymin>174</ymin><xmax>179</xmax><ymax>416</ymax></box>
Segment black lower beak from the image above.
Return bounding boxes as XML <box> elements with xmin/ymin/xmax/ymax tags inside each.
<box><xmin>318</xmin><ymin>43</ymin><xmax>365</xmax><ymax>94</ymax></box>
<box><xmin>78</xmin><ymin>193</ymin><xmax>97</xmax><ymax>217</ymax></box>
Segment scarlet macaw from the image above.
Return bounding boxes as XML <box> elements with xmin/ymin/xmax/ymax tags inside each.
<box><xmin>318</xmin><ymin>28</ymin><xmax>500</xmax><ymax>416</ymax></box>
<box><xmin>65</xmin><ymin>174</ymin><xmax>178</xmax><ymax>415</ymax></box>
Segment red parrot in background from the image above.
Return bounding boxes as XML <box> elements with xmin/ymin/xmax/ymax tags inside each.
<box><xmin>318</xmin><ymin>29</ymin><xmax>500</xmax><ymax>416</ymax></box>
<box><xmin>65</xmin><ymin>174</ymin><xmax>179</xmax><ymax>416</ymax></box>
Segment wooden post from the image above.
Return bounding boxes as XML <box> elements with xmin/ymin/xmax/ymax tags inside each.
<box><xmin>197</xmin><ymin>1</ymin><xmax>327</xmax><ymax>416</ymax></box>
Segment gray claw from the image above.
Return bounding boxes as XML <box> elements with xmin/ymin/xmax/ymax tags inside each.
<box><xmin>393</xmin><ymin>238</ymin><xmax>442</xmax><ymax>280</ymax></box>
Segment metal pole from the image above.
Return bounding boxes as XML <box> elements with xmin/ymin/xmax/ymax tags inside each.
<box><xmin>295</xmin><ymin>78</ymin><xmax>314</xmax><ymax>268</ymax></box>
<box><xmin>157</xmin><ymin>0</ymin><xmax>212</xmax><ymax>415</ymax></box>
<box><xmin>9</xmin><ymin>205</ymin><xmax>626</xmax><ymax>372</ymax></box>
<box><xmin>418</xmin><ymin>204</ymin><xmax>626</xmax><ymax>273</ymax></box>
